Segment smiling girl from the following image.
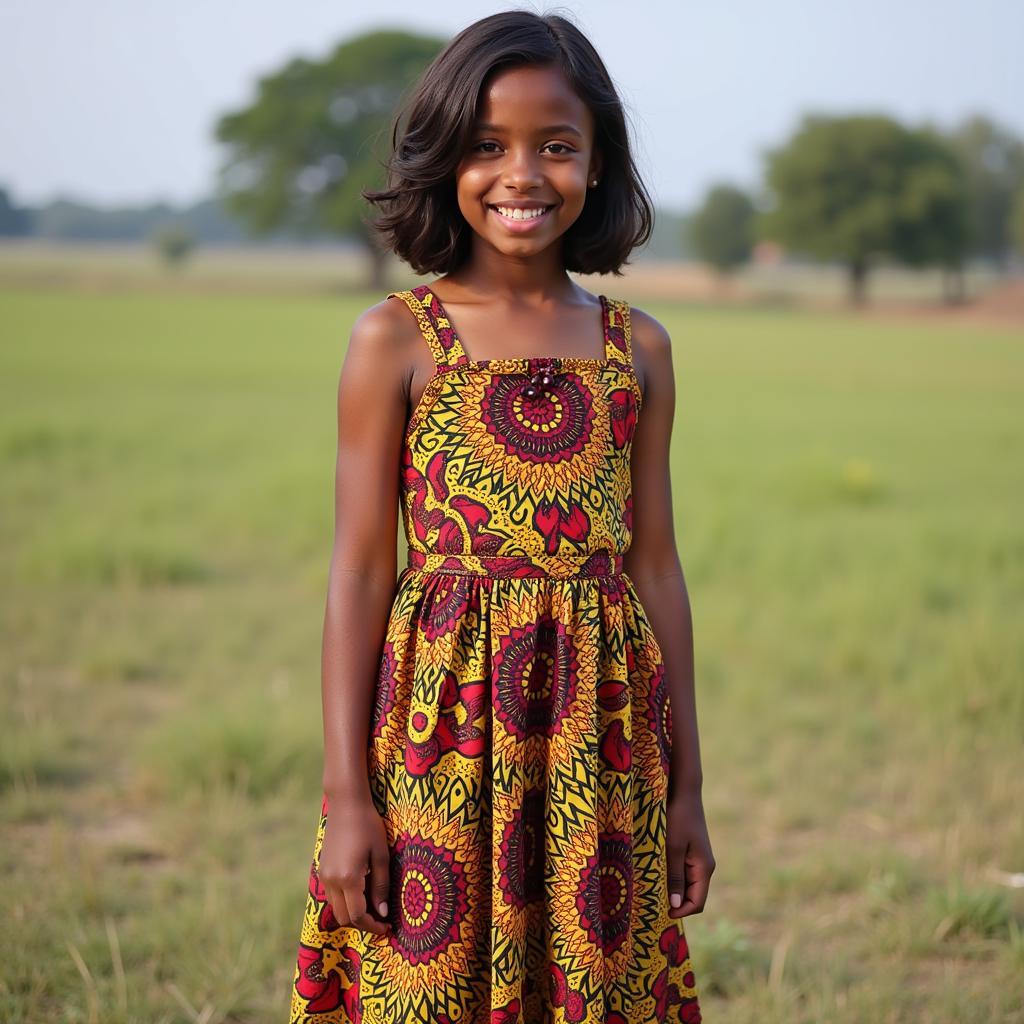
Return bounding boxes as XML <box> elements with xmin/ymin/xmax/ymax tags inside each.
<box><xmin>289</xmin><ymin>11</ymin><xmax>712</xmax><ymax>1023</ymax></box>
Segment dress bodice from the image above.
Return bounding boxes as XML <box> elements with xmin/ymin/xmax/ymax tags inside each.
<box><xmin>387</xmin><ymin>284</ymin><xmax>642</xmax><ymax>579</ymax></box>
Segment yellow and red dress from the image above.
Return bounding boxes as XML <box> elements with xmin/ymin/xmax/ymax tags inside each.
<box><xmin>289</xmin><ymin>284</ymin><xmax>701</xmax><ymax>1023</ymax></box>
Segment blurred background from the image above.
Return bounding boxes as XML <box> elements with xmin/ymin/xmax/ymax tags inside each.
<box><xmin>1</xmin><ymin>2</ymin><xmax>1022</xmax><ymax>1022</ymax></box>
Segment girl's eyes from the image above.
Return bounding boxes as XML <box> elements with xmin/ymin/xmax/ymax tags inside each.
<box><xmin>472</xmin><ymin>141</ymin><xmax>575</xmax><ymax>155</ymax></box>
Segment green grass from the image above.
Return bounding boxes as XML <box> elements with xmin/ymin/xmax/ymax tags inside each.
<box><xmin>1</xmin><ymin>277</ymin><xmax>1022</xmax><ymax>1022</ymax></box>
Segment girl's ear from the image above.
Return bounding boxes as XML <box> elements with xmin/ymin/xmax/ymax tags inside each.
<box><xmin>588</xmin><ymin>148</ymin><xmax>603</xmax><ymax>187</ymax></box>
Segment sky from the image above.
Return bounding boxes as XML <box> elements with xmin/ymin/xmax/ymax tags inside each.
<box><xmin>2</xmin><ymin>0</ymin><xmax>1021</xmax><ymax>213</ymax></box>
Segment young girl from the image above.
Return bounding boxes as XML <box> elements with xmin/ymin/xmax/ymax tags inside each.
<box><xmin>290</xmin><ymin>11</ymin><xmax>714</xmax><ymax>1023</ymax></box>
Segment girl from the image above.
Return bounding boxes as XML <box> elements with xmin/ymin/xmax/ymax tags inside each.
<box><xmin>290</xmin><ymin>10</ymin><xmax>714</xmax><ymax>1023</ymax></box>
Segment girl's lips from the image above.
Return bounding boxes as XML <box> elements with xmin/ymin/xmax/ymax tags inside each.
<box><xmin>488</xmin><ymin>204</ymin><xmax>556</xmax><ymax>233</ymax></box>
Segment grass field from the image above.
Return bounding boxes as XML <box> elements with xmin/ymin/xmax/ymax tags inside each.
<box><xmin>1</xmin><ymin>272</ymin><xmax>1022</xmax><ymax>1023</ymax></box>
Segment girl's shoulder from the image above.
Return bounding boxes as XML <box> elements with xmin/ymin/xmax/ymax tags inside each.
<box><xmin>625</xmin><ymin>303</ymin><xmax>672</xmax><ymax>373</ymax></box>
<box><xmin>621</xmin><ymin>304</ymin><xmax>673</xmax><ymax>408</ymax></box>
<box><xmin>347</xmin><ymin>291</ymin><xmax>426</xmax><ymax>354</ymax></box>
<box><xmin>626</xmin><ymin>303</ymin><xmax>672</xmax><ymax>354</ymax></box>
<box><xmin>339</xmin><ymin>293</ymin><xmax>435</xmax><ymax>404</ymax></box>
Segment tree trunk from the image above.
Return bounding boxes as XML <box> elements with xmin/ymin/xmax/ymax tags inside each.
<box><xmin>848</xmin><ymin>259</ymin><xmax>869</xmax><ymax>306</ymax></box>
<box><xmin>366</xmin><ymin>242</ymin><xmax>389</xmax><ymax>292</ymax></box>
<box><xmin>941</xmin><ymin>265</ymin><xmax>967</xmax><ymax>305</ymax></box>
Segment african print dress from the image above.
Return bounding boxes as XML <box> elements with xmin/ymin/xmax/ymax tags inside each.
<box><xmin>289</xmin><ymin>283</ymin><xmax>701</xmax><ymax>1024</ymax></box>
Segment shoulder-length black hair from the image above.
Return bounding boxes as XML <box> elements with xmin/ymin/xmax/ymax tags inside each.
<box><xmin>362</xmin><ymin>9</ymin><xmax>655</xmax><ymax>277</ymax></box>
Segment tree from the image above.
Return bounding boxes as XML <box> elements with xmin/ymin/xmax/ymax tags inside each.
<box><xmin>153</xmin><ymin>224</ymin><xmax>195</xmax><ymax>270</ymax></box>
<box><xmin>759</xmin><ymin>114</ymin><xmax>970</xmax><ymax>305</ymax></box>
<box><xmin>945</xmin><ymin>114</ymin><xmax>1024</xmax><ymax>270</ymax></box>
<box><xmin>0</xmin><ymin>185</ymin><xmax>32</xmax><ymax>236</ymax></box>
<box><xmin>213</xmin><ymin>30</ymin><xmax>445</xmax><ymax>289</ymax></box>
<box><xmin>690</xmin><ymin>183</ymin><xmax>756</xmax><ymax>278</ymax></box>
<box><xmin>1010</xmin><ymin>187</ymin><xmax>1024</xmax><ymax>262</ymax></box>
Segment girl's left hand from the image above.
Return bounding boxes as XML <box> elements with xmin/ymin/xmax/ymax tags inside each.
<box><xmin>665</xmin><ymin>791</ymin><xmax>715</xmax><ymax>918</ymax></box>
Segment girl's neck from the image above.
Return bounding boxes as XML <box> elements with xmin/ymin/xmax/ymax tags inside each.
<box><xmin>439</xmin><ymin>245</ymin><xmax>575</xmax><ymax>305</ymax></box>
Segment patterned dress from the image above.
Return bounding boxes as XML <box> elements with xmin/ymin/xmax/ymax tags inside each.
<box><xmin>290</xmin><ymin>283</ymin><xmax>701</xmax><ymax>1023</ymax></box>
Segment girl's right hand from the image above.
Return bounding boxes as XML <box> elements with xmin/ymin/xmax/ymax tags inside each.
<box><xmin>317</xmin><ymin>793</ymin><xmax>392</xmax><ymax>936</ymax></box>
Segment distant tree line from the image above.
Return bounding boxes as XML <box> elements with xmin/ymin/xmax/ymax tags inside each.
<box><xmin>692</xmin><ymin>113</ymin><xmax>1024</xmax><ymax>304</ymax></box>
<box><xmin>3</xmin><ymin>27</ymin><xmax>1023</xmax><ymax>304</ymax></box>
<box><xmin>0</xmin><ymin>192</ymin><xmax>291</xmax><ymax>245</ymax></box>
<box><xmin>209</xmin><ymin>28</ymin><xmax>1024</xmax><ymax>302</ymax></box>
<box><xmin>0</xmin><ymin>184</ymin><xmax>694</xmax><ymax>258</ymax></box>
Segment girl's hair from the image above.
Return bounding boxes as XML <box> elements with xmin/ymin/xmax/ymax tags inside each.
<box><xmin>363</xmin><ymin>9</ymin><xmax>654</xmax><ymax>277</ymax></box>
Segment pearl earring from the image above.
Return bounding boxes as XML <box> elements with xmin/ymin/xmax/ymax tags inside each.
<box><xmin>590</xmin><ymin>178</ymin><xmax>598</xmax><ymax>187</ymax></box>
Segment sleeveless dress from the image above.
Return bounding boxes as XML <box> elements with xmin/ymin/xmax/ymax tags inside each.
<box><xmin>290</xmin><ymin>284</ymin><xmax>701</xmax><ymax>1024</ymax></box>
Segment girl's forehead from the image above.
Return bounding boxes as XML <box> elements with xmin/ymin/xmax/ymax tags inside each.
<box><xmin>476</xmin><ymin>66</ymin><xmax>591</xmax><ymax>129</ymax></box>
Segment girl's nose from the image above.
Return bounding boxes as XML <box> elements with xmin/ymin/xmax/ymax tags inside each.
<box><xmin>501</xmin><ymin>149</ymin><xmax>544</xmax><ymax>191</ymax></box>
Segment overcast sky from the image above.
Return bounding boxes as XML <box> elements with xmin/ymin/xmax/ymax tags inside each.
<box><xmin>2</xmin><ymin>0</ymin><xmax>1020</xmax><ymax>212</ymax></box>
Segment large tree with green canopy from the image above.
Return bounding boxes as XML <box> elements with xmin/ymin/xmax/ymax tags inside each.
<box><xmin>213</xmin><ymin>30</ymin><xmax>445</xmax><ymax>289</ymax></box>
<box><xmin>758</xmin><ymin>114</ymin><xmax>970</xmax><ymax>305</ymax></box>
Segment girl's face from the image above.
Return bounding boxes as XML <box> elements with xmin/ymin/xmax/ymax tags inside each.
<box><xmin>454</xmin><ymin>63</ymin><xmax>601</xmax><ymax>258</ymax></box>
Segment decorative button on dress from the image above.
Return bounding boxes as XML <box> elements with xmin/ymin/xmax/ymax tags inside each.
<box><xmin>289</xmin><ymin>284</ymin><xmax>701</xmax><ymax>1024</ymax></box>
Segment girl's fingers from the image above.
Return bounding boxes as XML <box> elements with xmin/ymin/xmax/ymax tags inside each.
<box><xmin>671</xmin><ymin>875</ymin><xmax>710</xmax><ymax>917</ymax></box>
<box><xmin>327</xmin><ymin>885</ymin><xmax>352</xmax><ymax>927</ymax></box>
<box><xmin>667</xmin><ymin>847</ymin><xmax>713</xmax><ymax>918</ymax></box>
<box><xmin>342</xmin><ymin>869</ymin><xmax>390</xmax><ymax>936</ymax></box>
<box><xmin>369</xmin><ymin>841</ymin><xmax>391</xmax><ymax>929</ymax></box>
<box><xmin>666</xmin><ymin>839</ymin><xmax>689</xmax><ymax>912</ymax></box>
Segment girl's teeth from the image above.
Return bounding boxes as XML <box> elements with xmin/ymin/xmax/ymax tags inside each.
<box><xmin>496</xmin><ymin>206</ymin><xmax>548</xmax><ymax>220</ymax></box>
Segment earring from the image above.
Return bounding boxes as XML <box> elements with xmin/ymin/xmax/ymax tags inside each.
<box><xmin>590</xmin><ymin>178</ymin><xmax>598</xmax><ymax>187</ymax></box>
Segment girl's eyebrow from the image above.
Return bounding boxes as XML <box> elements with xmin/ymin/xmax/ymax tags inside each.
<box><xmin>474</xmin><ymin>121</ymin><xmax>583</xmax><ymax>138</ymax></box>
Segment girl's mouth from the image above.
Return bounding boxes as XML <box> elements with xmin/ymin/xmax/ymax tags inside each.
<box><xmin>487</xmin><ymin>204</ymin><xmax>556</xmax><ymax>232</ymax></box>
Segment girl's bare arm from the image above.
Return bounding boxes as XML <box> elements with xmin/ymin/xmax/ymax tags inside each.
<box><xmin>320</xmin><ymin>299</ymin><xmax>412</xmax><ymax>803</ymax></box>
<box><xmin>623</xmin><ymin>309</ymin><xmax>704</xmax><ymax>799</ymax></box>
<box><xmin>623</xmin><ymin>308</ymin><xmax>714</xmax><ymax>917</ymax></box>
<box><xmin>315</xmin><ymin>298</ymin><xmax>418</xmax><ymax>935</ymax></box>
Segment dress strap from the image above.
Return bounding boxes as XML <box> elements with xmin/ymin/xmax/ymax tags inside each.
<box><xmin>600</xmin><ymin>295</ymin><xmax>633</xmax><ymax>364</ymax></box>
<box><xmin>386</xmin><ymin>284</ymin><xmax>470</xmax><ymax>369</ymax></box>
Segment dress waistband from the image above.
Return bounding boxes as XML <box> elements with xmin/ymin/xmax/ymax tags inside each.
<box><xmin>405</xmin><ymin>550</ymin><xmax>625</xmax><ymax>579</ymax></box>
